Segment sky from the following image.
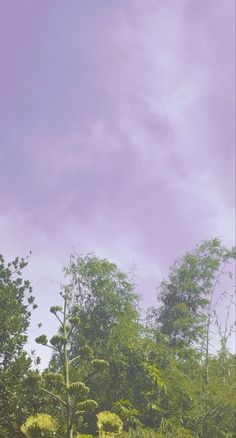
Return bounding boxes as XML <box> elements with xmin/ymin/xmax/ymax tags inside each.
<box><xmin>0</xmin><ymin>0</ymin><xmax>235</xmax><ymax>365</ymax></box>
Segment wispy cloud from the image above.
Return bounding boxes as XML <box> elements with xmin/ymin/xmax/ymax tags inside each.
<box><xmin>0</xmin><ymin>0</ymin><xmax>234</xmax><ymax>300</ymax></box>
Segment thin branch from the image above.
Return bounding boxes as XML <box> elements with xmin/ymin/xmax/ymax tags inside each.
<box><xmin>69</xmin><ymin>355</ymin><xmax>80</xmax><ymax>364</ymax></box>
<box><xmin>39</xmin><ymin>386</ymin><xmax>66</xmax><ymax>406</ymax></box>
<box><xmin>44</xmin><ymin>344</ymin><xmax>58</xmax><ymax>353</ymax></box>
<box><xmin>54</xmin><ymin>312</ymin><xmax>63</xmax><ymax>326</ymax></box>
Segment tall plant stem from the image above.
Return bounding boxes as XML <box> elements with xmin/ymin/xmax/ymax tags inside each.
<box><xmin>63</xmin><ymin>295</ymin><xmax>73</xmax><ymax>438</ymax></box>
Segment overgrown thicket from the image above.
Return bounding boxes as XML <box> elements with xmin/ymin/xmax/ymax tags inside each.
<box><xmin>0</xmin><ymin>239</ymin><xmax>235</xmax><ymax>438</ymax></box>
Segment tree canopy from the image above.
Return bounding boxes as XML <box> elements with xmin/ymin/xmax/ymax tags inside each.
<box><xmin>0</xmin><ymin>240</ymin><xmax>235</xmax><ymax>438</ymax></box>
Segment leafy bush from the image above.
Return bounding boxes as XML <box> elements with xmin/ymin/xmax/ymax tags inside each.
<box><xmin>118</xmin><ymin>427</ymin><xmax>196</xmax><ymax>438</ymax></box>
<box><xmin>118</xmin><ymin>429</ymin><xmax>163</xmax><ymax>438</ymax></box>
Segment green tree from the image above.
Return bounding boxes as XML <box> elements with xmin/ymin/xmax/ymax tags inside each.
<box><xmin>0</xmin><ymin>254</ymin><xmax>40</xmax><ymax>438</ymax></box>
<box><xmin>149</xmin><ymin>239</ymin><xmax>235</xmax><ymax>351</ymax></box>
<box><xmin>64</xmin><ymin>255</ymin><xmax>141</xmax><ymax>411</ymax></box>
<box><xmin>146</xmin><ymin>239</ymin><xmax>236</xmax><ymax>436</ymax></box>
<box><xmin>186</xmin><ymin>352</ymin><xmax>236</xmax><ymax>438</ymax></box>
<box><xmin>0</xmin><ymin>254</ymin><xmax>36</xmax><ymax>367</ymax></box>
<box><xmin>65</xmin><ymin>254</ymin><xmax>140</xmax><ymax>352</ymax></box>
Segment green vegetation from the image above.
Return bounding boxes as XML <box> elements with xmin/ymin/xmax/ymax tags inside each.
<box><xmin>97</xmin><ymin>411</ymin><xmax>123</xmax><ymax>436</ymax></box>
<box><xmin>0</xmin><ymin>239</ymin><xmax>235</xmax><ymax>437</ymax></box>
<box><xmin>35</xmin><ymin>290</ymin><xmax>98</xmax><ymax>438</ymax></box>
<box><xmin>21</xmin><ymin>413</ymin><xmax>58</xmax><ymax>438</ymax></box>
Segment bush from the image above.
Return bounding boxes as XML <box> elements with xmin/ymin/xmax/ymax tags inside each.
<box><xmin>118</xmin><ymin>427</ymin><xmax>196</xmax><ymax>438</ymax></box>
<box><xmin>118</xmin><ymin>429</ymin><xmax>163</xmax><ymax>438</ymax></box>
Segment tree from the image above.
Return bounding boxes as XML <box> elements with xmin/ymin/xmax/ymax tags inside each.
<box><xmin>2</xmin><ymin>245</ymin><xmax>234</xmax><ymax>437</ymax></box>
<box><xmin>146</xmin><ymin>239</ymin><xmax>236</xmax><ymax>436</ymax></box>
<box><xmin>59</xmin><ymin>254</ymin><xmax>142</xmax><ymax>422</ymax></box>
<box><xmin>186</xmin><ymin>352</ymin><xmax>236</xmax><ymax>438</ymax></box>
<box><xmin>149</xmin><ymin>239</ymin><xmax>235</xmax><ymax>351</ymax></box>
<box><xmin>0</xmin><ymin>254</ymin><xmax>36</xmax><ymax>367</ymax></box>
<box><xmin>0</xmin><ymin>254</ymin><xmax>40</xmax><ymax>438</ymax></box>
<box><xmin>64</xmin><ymin>254</ymin><xmax>140</xmax><ymax>352</ymax></box>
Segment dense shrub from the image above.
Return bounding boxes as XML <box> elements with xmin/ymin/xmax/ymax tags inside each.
<box><xmin>118</xmin><ymin>426</ymin><xmax>196</xmax><ymax>438</ymax></box>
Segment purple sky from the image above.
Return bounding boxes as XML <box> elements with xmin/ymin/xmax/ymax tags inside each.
<box><xmin>0</xmin><ymin>1</ymin><xmax>235</xmax><ymax>364</ymax></box>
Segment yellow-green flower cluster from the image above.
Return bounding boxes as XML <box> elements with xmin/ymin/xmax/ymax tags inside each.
<box><xmin>21</xmin><ymin>413</ymin><xmax>58</xmax><ymax>438</ymax></box>
<box><xmin>97</xmin><ymin>411</ymin><xmax>123</xmax><ymax>435</ymax></box>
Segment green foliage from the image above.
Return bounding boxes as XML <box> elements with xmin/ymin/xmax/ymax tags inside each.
<box><xmin>112</xmin><ymin>400</ymin><xmax>142</xmax><ymax>429</ymax></box>
<box><xmin>50</xmin><ymin>334</ymin><xmax>67</xmax><ymax>347</ymax></box>
<box><xmin>0</xmin><ymin>355</ymin><xmax>43</xmax><ymax>438</ymax></box>
<box><xmin>21</xmin><ymin>413</ymin><xmax>58</xmax><ymax>437</ymax></box>
<box><xmin>65</xmin><ymin>254</ymin><xmax>141</xmax><ymax>415</ymax></box>
<box><xmin>158</xmin><ymin>418</ymin><xmax>197</xmax><ymax>437</ymax></box>
<box><xmin>119</xmin><ymin>426</ymin><xmax>197</xmax><ymax>438</ymax></box>
<box><xmin>50</xmin><ymin>306</ymin><xmax>62</xmax><ymax>314</ymax></box>
<box><xmin>76</xmin><ymin>399</ymin><xmax>98</xmax><ymax>413</ymax></box>
<box><xmin>75</xmin><ymin>435</ymin><xmax>93</xmax><ymax>438</ymax></box>
<box><xmin>0</xmin><ymin>255</ymin><xmax>42</xmax><ymax>438</ymax></box>
<box><xmin>36</xmin><ymin>291</ymin><xmax>100</xmax><ymax>438</ymax></box>
<box><xmin>97</xmin><ymin>411</ymin><xmax>123</xmax><ymax>434</ymax></box>
<box><xmin>69</xmin><ymin>382</ymin><xmax>90</xmax><ymax>398</ymax></box>
<box><xmin>43</xmin><ymin>371</ymin><xmax>64</xmax><ymax>384</ymax></box>
<box><xmin>35</xmin><ymin>335</ymin><xmax>48</xmax><ymax>346</ymax></box>
<box><xmin>0</xmin><ymin>242</ymin><xmax>235</xmax><ymax>438</ymax></box>
<box><xmin>64</xmin><ymin>254</ymin><xmax>140</xmax><ymax>352</ymax></box>
<box><xmin>149</xmin><ymin>239</ymin><xmax>235</xmax><ymax>348</ymax></box>
<box><xmin>144</xmin><ymin>365</ymin><xmax>166</xmax><ymax>392</ymax></box>
<box><xmin>91</xmin><ymin>359</ymin><xmax>109</xmax><ymax>371</ymax></box>
<box><xmin>0</xmin><ymin>254</ymin><xmax>34</xmax><ymax>366</ymax></box>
